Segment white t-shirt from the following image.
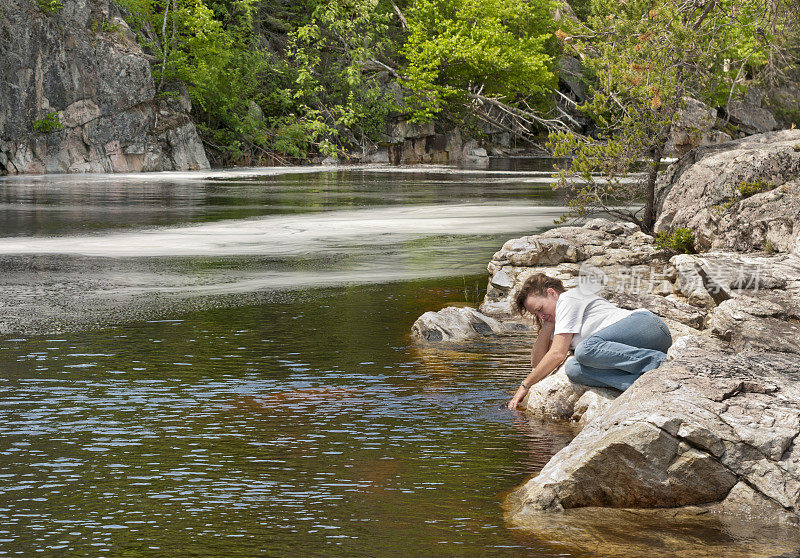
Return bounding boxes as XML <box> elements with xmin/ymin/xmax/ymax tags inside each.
<box><xmin>553</xmin><ymin>289</ymin><xmax>639</xmax><ymax>349</ymax></box>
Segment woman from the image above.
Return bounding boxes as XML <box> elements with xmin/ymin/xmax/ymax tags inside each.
<box><xmin>506</xmin><ymin>273</ymin><xmax>672</xmax><ymax>410</ymax></box>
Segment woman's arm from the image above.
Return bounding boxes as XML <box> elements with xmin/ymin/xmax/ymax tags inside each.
<box><xmin>531</xmin><ymin>321</ymin><xmax>555</xmax><ymax>368</ymax></box>
<box><xmin>507</xmin><ymin>333</ymin><xmax>573</xmax><ymax>410</ymax></box>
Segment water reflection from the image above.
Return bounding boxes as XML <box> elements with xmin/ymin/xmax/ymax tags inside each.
<box><xmin>0</xmin><ymin>167</ymin><xmax>567</xmax><ymax>237</ymax></box>
<box><xmin>0</xmin><ymin>282</ymin><xmax>574</xmax><ymax>555</ymax></box>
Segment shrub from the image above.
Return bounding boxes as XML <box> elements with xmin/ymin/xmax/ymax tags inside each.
<box><xmin>32</xmin><ymin>111</ymin><xmax>63</xmax><ymax>133</ymax></box>
<box><xmin>36</xmin><ymin>0</ymin><xmax>62</xmax><ymax>13</ymax></box>
<box><xmin>713</xmin><ymin>199</ymin><xmax>736</xmax><ymax>216</ymax></box>
<box><xmin>738</xmin><ymin>178</ymin><xmax>772</xmax><ymax>198</ymax></box>
<box><xmin>656</xmin><ymin>228</ymin><xmax>695</xmax><ymax>254</ymax></box>
<box><xmin>90</xmin><ymin>17</ymin><xmax>121</xmax><ymax>34</ymax></box>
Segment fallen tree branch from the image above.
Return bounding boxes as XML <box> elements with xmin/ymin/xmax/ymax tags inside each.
<box><xmin>467</xmin><ymin>92</ymin><xmax>573</xmax><ymax>134</ymax></box>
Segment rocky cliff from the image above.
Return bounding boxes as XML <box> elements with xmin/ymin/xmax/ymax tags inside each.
<box><xmin>411</xmin><ymin>130</ymin><xmax>800</xmax><ymax>545</ymax></box>
<box><xmin>0</xmin><ymin>0</ymin><xmax>208</xmax><ymax>174</ymax></box>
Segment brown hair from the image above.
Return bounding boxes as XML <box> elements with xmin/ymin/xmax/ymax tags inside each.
<box><xmin>513</xmin><ymin>273</ymin><xmax>566</xmax><ymax>328</ymax></box>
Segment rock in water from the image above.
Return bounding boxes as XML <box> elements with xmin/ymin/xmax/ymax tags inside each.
<box><xmin>506</xmin><ymin>345</ymin><xmax>800</xmax><ymax>524</ymax></box>
<box><xmin>0</xmin><ymin>0</ymin><xmax>209</xmax><ymax>174</ymax></box>
<box><xmin>410</xmin><ymin>306</ymin><xmax>528</xmax><ymax>343</ymax></box>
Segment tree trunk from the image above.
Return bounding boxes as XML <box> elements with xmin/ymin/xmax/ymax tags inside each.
<box><xmin>642</xmin><ymin>147</ymin><xmax>663</xmax><ymax>233</ymax></box>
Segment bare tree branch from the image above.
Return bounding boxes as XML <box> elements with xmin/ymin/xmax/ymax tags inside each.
<box><xmin>390</xmin><ymin>1</ymin><xmax>408</xmax><ymax>30</ymax></box>
<box><xmin>466</xmin><ymin>92</ymin><xmax>574</xmax><ymax>134</ymax></box>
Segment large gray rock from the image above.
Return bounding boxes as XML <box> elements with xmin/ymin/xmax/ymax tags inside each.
<box><xmin>506</xmin><ymin>346</ymin><xmax>800</xmax><ymax>524</ymax></box>
<box><xmin>727</xmin><ymin>88</ymin><xmax>779</xmax><ymax>135</ymax></box>
<box><xmin>0</xmin><ymin>0</ymin><xmax>209</xmax><ymax>174</ymax></box>
<box><xmin>410</xmin><ymin>305</ymin><xmax>528</xmax><ymax>343</ymax></box>
<box><xmin>665</xmin><ymin>97</ymin><xmax>731</xmax><ymax>156</ymax></box>
<box><xmin>492</xmin><ymin>234</ymin><xmax>588</xmax><ymax>266</ymax></box>
<box><xmin>708</xmin><ymin>289</ymin><xmax>800</xmax><ymax>354</ymax></box>
<box><xmin>655</xmin><ymin>130</ymin><xmax>800</xmax><ymax>251</ymax></box>
<box><xmin>714</xmin><ymin>180</ymin><xmax>800</xmax><ymax>254</ymax></box>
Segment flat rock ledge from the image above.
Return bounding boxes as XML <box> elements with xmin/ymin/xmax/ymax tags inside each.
<box><xmin>411</xmin><ymin>171</ymin><xmax>800</xmax><ymax>529</ymax></box>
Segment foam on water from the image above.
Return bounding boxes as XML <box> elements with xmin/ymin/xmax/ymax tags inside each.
<box><xmin>0</xmin><ymin>203</ymin><xmax>566</xmax><ymax>258</ymax></box>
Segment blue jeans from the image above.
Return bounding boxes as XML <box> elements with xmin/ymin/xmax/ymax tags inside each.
<box><xmin>565</xmin><ymin>310</ymin><xmax>672</xmax><ymax>391</ymax></box>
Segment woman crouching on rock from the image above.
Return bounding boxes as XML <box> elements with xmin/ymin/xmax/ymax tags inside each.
<box><xmin>507</xmin><ymin>273</ymin><xmax>672</xmax><ymax>410</ymax></box>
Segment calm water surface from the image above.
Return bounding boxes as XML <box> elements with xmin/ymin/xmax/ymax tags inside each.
<box><xmin>0</xmin><ymin>166</ymin><xmax>579</xmax><ymax>556</ymax></box>
<box><xmin>0</xmin><ymin>166</ymin><xmax>794</xmax><ymax>556</ymax></box>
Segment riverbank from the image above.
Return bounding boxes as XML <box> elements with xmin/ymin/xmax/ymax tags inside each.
<box><xmin>412</xmin><ymin>130</ymin><xmax>800</xmax><ymax>553</ymax></box>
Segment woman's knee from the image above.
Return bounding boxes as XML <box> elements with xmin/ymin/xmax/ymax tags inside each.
<box><xmin>565</xmin><ymin>358</ymin><xmax>584</xmax><ymax>382</ymax></box>
<box><xmin>573</xmin><ymin>337</ymin><xmax>598</xmax><ymax>363</ymax></box>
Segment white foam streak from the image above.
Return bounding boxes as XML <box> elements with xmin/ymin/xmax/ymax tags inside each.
<box><xmin>0</xmin><ymin>203</ymin><xmax>565</xmax><ymax>258</ymax></box>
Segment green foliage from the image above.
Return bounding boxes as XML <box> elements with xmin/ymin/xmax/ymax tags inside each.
<box><xmin>36</xmin><ymin>0</ymin><xmax>63</xmax><ymax>13</ymax></box>
<box><xmin>90</xmin><ymin>17</ymin><xmax>122</xmax><ymax>34</ymax></box>
<box><xmin>550</xmin><ymin>0</ymin><xmax>798</xmax><ymax>232</ymax></box>
<box><xmin>116</xmin><ymin>0</ymin><xmax>407</xmax><ymax>162</ymax></box>
<box><xmin>32</xmin><ymin>111</ymin><xmax>63</xmax><ymax>133</ymax></box>
<box><xmin>738</xmin><ymin>178</ymin><xmax>773</xmax><ymax>198</ymax></box>
<box><xmin>713</xmin><ymin>199</ymin><xmax>736</xmax><ymax>216</ymax></box>
<box><xmin>287</xmin><ymin>0</ymin><xmax>399</xmax><ymax>157</ymax></box>
<box><xmin>764</xmin><ymin>238</ymin><xmax>775</xmax><ymax>254</ymax></box>
<box><xmin>116</xmin><ymin>0</ymin><xmax>291</xmax><ymax>163</ymax></box>
<box><xmin>402</xmin><ymin>0</ymin><xmax>556</xmax><ymax>122</ymax></box>
<box><xmin>656</xmin><ymin>228</ymin><xmax>695</xmax><ymax>254</ymax></box>
<box><xmin>108</xmin><ymin>0</ymin><xmax>564</xmax><ymax>162</ymax></box>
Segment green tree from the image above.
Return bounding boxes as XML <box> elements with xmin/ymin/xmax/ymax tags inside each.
<box><xmin>402</xmin><ymin>0</ymin><xmax>558</xmax><ymax>128</ymax></box>
<box><xmin>550</xmin><ymin>0</ymin><xmax>799</xmax><ymax>232</ymax></box>
<box><xmin>117</xmin><ymin>0</ymin><xmax>296</xmax><ymax>163</ymax></box>
<box><xmin>286</xmin><ymin>0</ymin><xmax>401</xmax><ymax>157</ymax></box>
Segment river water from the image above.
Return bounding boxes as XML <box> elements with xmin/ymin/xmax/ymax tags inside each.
<box><xmin>0</xmin><ymin>165</ymin><xmax>796</xmax><ymax>556</ymax></box>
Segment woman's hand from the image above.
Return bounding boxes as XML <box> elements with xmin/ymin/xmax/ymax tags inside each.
<box><xmin>507</xmin><ymin>384</ymin><xmax>529</xmax><ymax>410</ymax></box>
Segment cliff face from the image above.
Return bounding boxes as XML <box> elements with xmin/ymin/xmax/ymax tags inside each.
<box><xmin>0</xmin><ymin>0</ymin><xmax>208</xmax><ymax>174</ymax></box>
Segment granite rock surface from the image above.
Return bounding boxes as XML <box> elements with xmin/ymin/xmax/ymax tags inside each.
<box><xmin>0</xmin><ymin>0</ymin><xmax>209</xmax><ymax>174</ymax></box>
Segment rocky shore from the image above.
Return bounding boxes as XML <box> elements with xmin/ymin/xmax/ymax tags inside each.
<box><xmin>412</xmin><ymin>130</ymin><xmax>800</xmax><ymax>537</ymax></box>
